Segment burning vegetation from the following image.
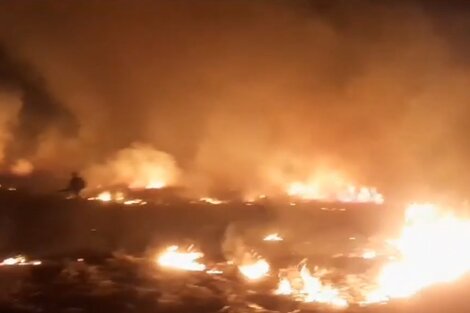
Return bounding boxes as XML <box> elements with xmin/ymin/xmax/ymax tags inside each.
<box><xmin>0</xmin><ymin>1</ymin><xmax>470</xmax><ymax>312</ymax></box>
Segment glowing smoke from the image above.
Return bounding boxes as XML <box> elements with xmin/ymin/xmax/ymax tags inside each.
<box><xmin>85</xmin><ymin>142</ymin><xmax>180</xmax><ymax>189</ymax></box>
<box><xmin>10</xmin><ymin>158</ymin><xmax>33</xmax><ymax>176</ymax></box>
<box><xmin>0</xmin><ymin>2</ymin><xmax>469</xmax><ymax>198</ymax></box>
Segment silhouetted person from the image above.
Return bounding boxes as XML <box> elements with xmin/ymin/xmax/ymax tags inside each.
<box><xmin>65</xmin><ymin>172</ymin><xmax>86</xmax><ymax>198</ymax></box>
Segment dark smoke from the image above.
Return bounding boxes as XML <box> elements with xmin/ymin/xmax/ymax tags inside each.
<box><xmin>0</xmin><ymin>43</ymin><xmax>78</xmax><ymax>162</ymax></box>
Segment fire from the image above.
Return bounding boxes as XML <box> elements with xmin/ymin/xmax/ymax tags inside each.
<box><xmin>199</xmin><ymin>197</ymin><xmax>226</xmax><ymax>205</ymax></box>
<box><xmin>239</xmin><ymin>259</ymin><xmax>270</xmax><ymax>280</ymax></box>
<box><xmin>0</xmin><ymin>255</ymin><xmax>42</xmax><ymax>266</ymax></box>
<box><xmin>263</xmin><ymin>233</ymin><xmax>283</xmax><ymax>241</ymax></box>
<box><xmin>90</xmin><ymin>191</ymin><xmax>112</xmax><ymax>202</ymax></box>
<box><xmin>365</xmin><ymin>203</ymin><xmax>470</xmax><ymax>302</ymax></box>
<box><xmin>123</xmin><ymin>199</ymin><xmax>147</xmax><ymax>205</ymax></box>
<box><xmin>275</xmin><ymin>264</ymin><xmax>348</xmax><ymax>309</ymax></box>
<box><xmin>275</xmin><ymin>277</ymin><xmax>293</xmax><ymax>295</ymax></box>
<box><xmin>88</xmin><ymin>191</ymin><xmax>146</xmax><ymax>205</ymax></box>
<box><xmin>85</xmin><ymin>143</ymin><xmax>179</xmax><ymax>190</ymax></box>
<box><xmin>143</xmin><ymin>180</ymin><xmax>166</xmax><ymax>189</ymax></box>
<box><xmin>286</xmin><ymin>181</ymin><xmax>383</xmax><ymax>204</ymax></box>
<box><xmin>157</xmin><ymin>245</ymin><xmax>206</xmax><ymax>272</ymax></box>
<box><xmin>287</xmin><ymin>182</ymin><xmax>319</xmax><ymax>199</ymax></box>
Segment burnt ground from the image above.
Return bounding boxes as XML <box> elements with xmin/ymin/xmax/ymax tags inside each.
<box><xmin>0</xmin><ymin>188</ymin><xmax>468</xmax><ymax>313</ymax></box>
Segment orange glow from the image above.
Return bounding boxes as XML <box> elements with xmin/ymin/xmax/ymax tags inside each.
<box><xmin>156</xmin><ymin>245</ymin><xmax>206</xmax><ymax>272</ymax></box>
<box><xmin>239</xmin><ymin>258</ymin><xmax>270</xmax><ymax>280</ymax></box>
<box><xmin>143</xmin><ymin>180</ymin><xmax>166</xmax><ymax>189</ymax></box>
<box><xmin>263</xmin><ymin>233</ymin><xmax>283</xmax><ymax>241</ymax></box>
<box><xmin>275</xmin><ymin>264</ymin><xmax>348</xmax><ymax>308</ymax></box>
<box><xmin>199</xmin><ymin>197</ymin><xmax>226</xmax><ymax>205</ymax></box>
<box><xmin>95</xmin><ymin>191</ymin><xmax>112</xmax><ymax>202</ymax></box>
<box><xmin>365</xmin><ymin>203</ymin><xmax>470</xmax><ymax>302</ymax></box>
<box><xmin>287</xmin><ymin>181</ymin><xmax>383</xmax><ymax>204</ymax></box>
<box><xmin>0</xmin><ymin>255</ymin><xmax>42</xmax><ymax>266</ymax></box>
<box><xmin>88</xmin><ymin>191</ymin><xmax>146</xmax><ymax>205</ymax></box>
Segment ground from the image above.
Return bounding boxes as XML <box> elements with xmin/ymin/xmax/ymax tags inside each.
<box><xmin>0</xmin><ymin>189</ymin><xmax>467</xmax><ymax>313</ymax></box>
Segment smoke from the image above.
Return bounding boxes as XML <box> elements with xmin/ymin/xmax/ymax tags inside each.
<box><xmin>10</xmin><ymin>159</ymin><xmax>33</xmax><ymax>176</ymax></box>
<box><xmin>0</xmin><ymin>92</ymin><xmax>21</xmax><ymax>164</ymax></box>
<box><xmin>85</xmin><ymin>142</ymin><xmax>180</xmax><ymax>189</ymax></box>
<box><xmin>0</xmin><ymin>43</ymin><xmax>79</xmax><ymax>171</ymax></box>
<box><xmin>0</xmin><ymin>1</ymin><xmax>469</xmax><ymax>199</ymax></box>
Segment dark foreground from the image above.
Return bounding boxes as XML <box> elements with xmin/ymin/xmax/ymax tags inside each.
<box><xmin>0</xmin><ymin>189</ymin><xmax>467</xmax><ymax>313</ymax></box>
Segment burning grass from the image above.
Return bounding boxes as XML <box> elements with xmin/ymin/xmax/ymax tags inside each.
<box><xmin>0</xmin><ymin>192</ymin><xmax>469</xmax><ymax>313</ymax></box>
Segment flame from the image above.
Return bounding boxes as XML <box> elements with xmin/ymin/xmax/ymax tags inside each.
<box><xmin>275</xmin><ymin>277</ymin><xmax>293</xmax><ymax>295</ymax></box>
<box><xmin>123</xmin><ymin>199</ymin><xmax>147</xmax><ymax>205</ymax></box>
<box><xmin>366</xmin><ymin>203</ymin><xmax>470</xmax><ymax>302</ymax></box>
<box><xmin>239</xmin><ymin>258</ymin><xmax>270</xmax><ymax>280</ymax></box>
<box><xmin>85</xmin><ymin>143</ymin><xmax>179</xmax><ymax>190</ymax></box>
<box><xmin>157</xmin><ymin>245</ymin><xmax>206</xmax><ymax>272</ymax></box>
<box><xmin>91</xmin><ymin>191</ymin><xmax>112</xmax><ymax>202</ymax></box>
<box><xmin>143</xmin><ymin>180</ymin><xmax>166</xmax><ymax>189</ymax></box>
<box><xmin>275</xmin><ymin>264</ymin><xmax>348</xmax><ymax>308</ymax></box>
<box><xmin>88</xmin><ymin>191</ymin><xmax>146</xmax><ymax>205</ymax></box>
<box><xmin>287</xmin><ymin>182</ymin><xmax>320</xmax><ymax>199</ymax></box>
<box><xmin>0</xmin><ymin>255</ymin><xmax>42</xmax><ymax>266</ymax></box>
<box><xmin>286</xmin><ymin>181</ymin><xmax>383</xmax><ymax>204</ymax></box>
<box><xmin>199</xmin><ymin>197</ymin><xmax>225</xmax><ymax>205</ymax></box>
<box><xmin>263</xmin><ymin>233</ymin><xmax>283</xmax><ymax>241</ymax></box>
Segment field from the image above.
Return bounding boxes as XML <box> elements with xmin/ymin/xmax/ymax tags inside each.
<box><xmin>0</xmin><ymin>188</ymin><xmax>468</xmax><ymax>313</ymax></box>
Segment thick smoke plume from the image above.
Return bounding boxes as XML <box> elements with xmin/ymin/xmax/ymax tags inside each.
<box><xmin>0</xmin><ymin>1</ymin><xmax>469</xmax><ymax>200</ymax></box>
<box><xmin>85</xmin><ymin>143</ymin><xmax>180</xmax><ymax>189</ymax></box>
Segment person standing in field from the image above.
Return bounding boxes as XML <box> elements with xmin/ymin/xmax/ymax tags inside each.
<box><xmin>65</xmin><ymin>172</ymin><xmax>86</xmax><ymax>198</ymax></box>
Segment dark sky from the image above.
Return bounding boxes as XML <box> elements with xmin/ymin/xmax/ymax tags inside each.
<box><xmin>0</xmin><ymin>0</ymin><xmax>469</xmax><ymax>200</ymax></box>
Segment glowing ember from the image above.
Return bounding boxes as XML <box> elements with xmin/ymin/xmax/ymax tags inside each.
<box><xmin>365</xmin><ymin>203</ymin><xmax>470</xmax><ymax>301</ymax></box>
<box><xmin>123</xmin><ymin>199</ymin><xmax>147</xmax><ymax>205</ymax></box>
<box><xmin>199</xmin><ymin>197</ymin><xmax>225</xmax><ymax>205</ymax></box>
<box><xmin>238</xmin><ymin>258</ymin><xmax>270</xmax><ymax>280</ymax></box>
<box><xmin>157</xmin><ymin>245</ymin><xmax>206</xmax><ymax>272</ymax></box>
<box><xmin>206</xmin><ymin>268</ymin><xmax>224</xmax><ymax>275</ymax></box>
<box><xmin>0</xmin><ymin>255</ymin><xmax>42</xmax><ymax>266</ymax></box>
<box><xmin>263</xmin><ymin>233</ymin><xmax>283</xmax><ymax>241</ymax></box>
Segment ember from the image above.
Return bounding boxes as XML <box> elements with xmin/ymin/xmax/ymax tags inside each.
<box><xmin>0</xmin><ymin>255</ymin><xmax>42</xmax><ymax>266</ymax></box>
<box><xmin>263</xmin><ymin>233</ymin><xmax>283</xmax><ymax>242</ymax></box>
<box><xmin>199</xmin><ymin>197</ymin><xmax>226</xmax><ymax>205</ymax></box>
